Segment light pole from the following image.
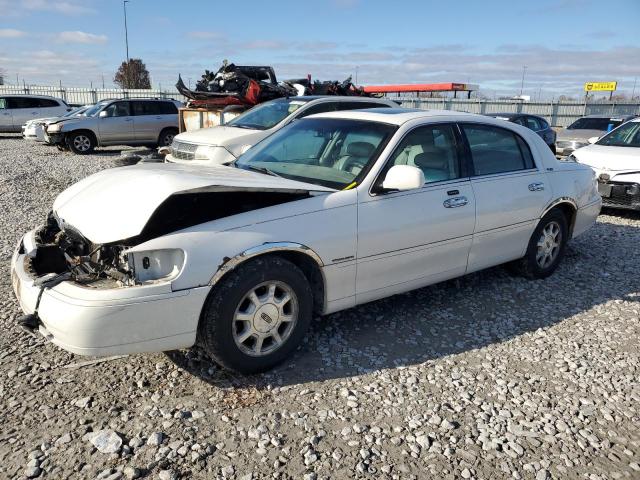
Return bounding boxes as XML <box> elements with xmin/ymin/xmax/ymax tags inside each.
<box><xmin>355</xmin><ymin>66</ymin><xmax>359</xmax><ymax>85</ymax></box>
<box><xmin>123</xmin><ymin>0</ymin><xmax>130</xmax><ymax>63</ymax></box>
<box><xmin>632</xmin><ymin>77</ymin><xmax>637</xmax><ymax>100</ymax></box>
<box><xmin>519</xmin><ymin>65</ymin><xmax>527</xmax><ymax>97</ymax></box>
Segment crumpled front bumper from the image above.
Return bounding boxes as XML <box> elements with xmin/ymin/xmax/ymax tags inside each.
<box><xmin>11</xmin><ymin>230</ymin><xmax>210</xmax><ymax>356</ymax></box>
<box><xmin>598</xmin><ymin>181</ymin><xmax>640</xmax><ymax>211</ymax></box>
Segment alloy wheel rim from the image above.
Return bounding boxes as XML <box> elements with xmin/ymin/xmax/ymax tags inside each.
<box><xmin>536</xmin><ymin>221</ymin><xmax>562</xmax><ymax>269</ymax></box>
<box><xmin>163</xmin><ymin>133</ymin><xmax>175</xmax><ymax>146</ymax></box>
<box><xmin>232</xmin><ymin>281</ymin><xmax>298</xmax><ymax>357</ymax></box>
<box><xmin>74</xmin><ymin>135</ymin><xmax>91</xmax><ymax>151</ymax></box>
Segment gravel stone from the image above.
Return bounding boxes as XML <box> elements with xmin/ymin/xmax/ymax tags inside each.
<box><xmin>0</xmin><ymin>137</ymin><xmax>639</xmax><ymax>479</ymax></box>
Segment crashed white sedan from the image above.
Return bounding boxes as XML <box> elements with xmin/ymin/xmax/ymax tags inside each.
<box><xmin>12</xmin><ymin>109</ymin><xmax>601</xmax><ymax>373</ymax></box>
<box><xmin>570</xmin><ymin>117</ymin><xmax>640</xmax><ymax>211</ymax></box>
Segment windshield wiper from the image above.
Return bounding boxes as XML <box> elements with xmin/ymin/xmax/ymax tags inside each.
<box><xmin>244</xmin><ymin>165</ymin><xmax>281</xmax><ymax>177</ymax></box>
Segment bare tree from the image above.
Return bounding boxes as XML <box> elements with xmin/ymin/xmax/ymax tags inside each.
<box><xmin>114</xmin><ymin>59</ymin><xmax>151</xmax><ymax>89</ymax></box>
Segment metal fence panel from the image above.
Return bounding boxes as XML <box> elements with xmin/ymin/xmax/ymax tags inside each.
<box><xmin>394</xmin><ymin>98</ymin><xmax>640</xmax><ymax>127</ymax></box>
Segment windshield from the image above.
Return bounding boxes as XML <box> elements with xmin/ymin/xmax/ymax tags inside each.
<box><xmin>568</xmin><ymin>117</ymin><xmax>624</xmax><ymax>131</ymax></box>
<box><xmin>227</xmin><ymin>99</ymin><xmax>309</xmax><ymax>130</ymax></box>
<box><xmin>83</xmin><ymin>102</ymin><xmax>109</xmax><ymax>117</ymax></box>
<box><xmin>235</xmin><ymin>118</ymin><xmax>397</xmax><ymax>189</ymax></box>
<box><xmin>63</xmin><ymin>106</ymin><xmax>89</xmax><ymax>118</ymax></box>
<box><xmin>596</xmin><ymin>121</ymin><xmax>640</xmax><ymax>148</ymax></box>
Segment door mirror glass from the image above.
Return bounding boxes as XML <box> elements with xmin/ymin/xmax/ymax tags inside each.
<box><xmin>382</xmin><ymin>165</ymin><xmax>425</xmax><ymax>191</ymax></box>
<box><xmin>99</xmin><ymin>110</ymin><xmax>108</xmax><ymax>118</ymax></box>
<box><xmin>588</xmin><ymin>136</ymin><xmax>599</xmax><ymax>144</ymax></box>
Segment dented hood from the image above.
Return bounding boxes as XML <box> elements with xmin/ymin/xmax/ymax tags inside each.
<box><xmin>174</xmin><ymin>125</ymin><xmax>265</xmax><ymax>156</ymax></box>
<box><xmin>53</xmin><ymin>163</ymin><xmax>333</xmax><ymax>244</ymax></box>
<box><xmin>574</xmin><ymin>144</ymin><xmax>640</xmax><ymax>173</ymax></box>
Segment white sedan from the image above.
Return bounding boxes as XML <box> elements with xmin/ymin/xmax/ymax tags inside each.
<box><xmin>12</xmin><ymin>109</ymin><xmax>601</xmax><ymax>373</ymax></box>
<box><xmin>569</xmin><ymin>117</ymin><xmax>640</xmax><ymax>211</ymax></box>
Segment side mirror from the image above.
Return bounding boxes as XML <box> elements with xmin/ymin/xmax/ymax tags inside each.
<box><xmin>381</xmin><ymin>165</ymin><xmax>425</xmax><ymax>191</ymax></box>
<box><xmin>99</xmin><ymin>110</ymin><xmax>108</xmax><ymax>118</ymax></box>
<box><xmin>587</xmin><ymin>136</ymin><xmax>599</xmax><ymax>144</ymax></box>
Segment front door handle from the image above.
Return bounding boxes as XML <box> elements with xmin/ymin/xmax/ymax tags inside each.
<box><xmin>528</xmin><ymin>182</ymin><xmax>545</xmax><ymax>191</ymax></box>
<box><xmin>443</xmin><ymin>196</ymin><xmax>468</xmax><ymax>208</ymax></box>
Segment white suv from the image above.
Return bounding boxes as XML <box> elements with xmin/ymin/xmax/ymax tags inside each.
<box><xmin>0</xmin><ymin>95</ymin><xmax>70</xmax><ymax>133</ymax></box>
<box><xmin>166</xmin><ymin>96</ymin><xmax>397</xmax><ymax>165</ymax></box>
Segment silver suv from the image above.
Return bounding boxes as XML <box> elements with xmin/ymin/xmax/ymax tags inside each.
<box><xmin>45</xmin><ymin>98</ymin><xmax>182</xmax><ymax>154</ymax></box>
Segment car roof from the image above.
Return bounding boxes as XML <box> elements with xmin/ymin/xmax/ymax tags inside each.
<box><xmin>0</xmin><ymin>94</ymin><xmax>63</xmax><ymax>100</ymax></box>
<box><xmin>581</xmin><ymin>114</ymin><xmax>636</xmax><ymax>120</ymax></box>
<box><xmin>268</xmin><ymin>95</ymin><xmax>394</xmax><ymax>104</ymax></box>
<box><xmin>309</xmin><ymin>108</ymin><xmax>478</xmax><ymax>125</ymax></box>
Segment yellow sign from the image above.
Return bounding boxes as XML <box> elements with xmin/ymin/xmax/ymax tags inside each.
<box><xmin>584</xmin><ymin>81</ymin><xmax>617</xmax><ymax>92</ymax></box>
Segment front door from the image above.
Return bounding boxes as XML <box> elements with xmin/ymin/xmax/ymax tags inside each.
<box><xmin>98</xmin><ymin>101</ymin><xmax>134</xmax><ymax>144</ymax></box>
<box><xmin>460</xmin><ymin>123</ymin><xmax>552</xmax><ymax>272</ymax></box>
<box><xmin>356</xmin><ymin>123</ymin><xmax>476</xmax><ymax>304</ymax></box>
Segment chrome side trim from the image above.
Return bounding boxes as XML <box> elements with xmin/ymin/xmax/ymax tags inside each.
<box><xmin>209</xmin><ymin>242</ymin><xmax>324</xmax><ymax>286</ymax></box>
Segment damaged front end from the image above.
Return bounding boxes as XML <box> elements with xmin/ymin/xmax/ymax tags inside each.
<box><xmin>28</xmin><ymin>212</ymin><xmax>139</xmax><ymax>288</ymax></box>
<box><xmin>597</xmin><ymin>172</ymin><xmax>640</xmax><ymax>211</ymax></box>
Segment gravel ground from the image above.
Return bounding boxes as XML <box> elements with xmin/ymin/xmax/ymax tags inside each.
<box><xmin>0</xmin><ymin>134</ymin><xmax>639</xmax><ymax>480</ymax></box>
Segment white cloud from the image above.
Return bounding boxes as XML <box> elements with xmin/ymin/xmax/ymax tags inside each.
<box><xmin>56</xmin><ymin>31</ymin><xmax>107</xmax><ymax>45</ymax></box>
<box><xmin>22</xmin><ymin>0</ymin><xmax>95</xmax><ymax>15</ymax></box>
<box><xmin>0</xmin><ymin>29</ymin><xmax>27</xmax><ymax>38</ymax></box>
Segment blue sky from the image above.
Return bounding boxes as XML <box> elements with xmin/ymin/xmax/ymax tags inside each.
<box><xmin>1</xmin><ymin>0</ymin><xmax>639</xmax><ymax>98</ymax></box>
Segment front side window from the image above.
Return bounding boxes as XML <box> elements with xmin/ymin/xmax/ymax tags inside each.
<box><xmin>382</xmin><ymin>124</ymin><xmax>461</xmax><ymax>183</ymax></box>
<box><xmin>7</xmin><ymin>97</ymin><xmax>41</xmax><ymax>109</ymax></box>
<box><xmin>596</xmin><ymin>122</ymin><xmax>640</xmax><ymax>148</ymax></box>
<box><xmin>104</xmin><ymin>101</ymin><xmax>131</xmax><ymax>117</ymax></box>
<box><xmin>235</xmin><ymin>118</ymin><xmax>397</xmax><ymax>189</ymax></box>
<box><xmin>228</xmin><ymin>99</ymin><xmax>310</xmax><ymax>130</ymax></box>
<box><xmin>462</xmin><ymin>124</ymin><xmax>534</xmax><ymax>176</ymax></box>
<box><xmin>525</xmin><ymin>116</ymin><xmax>541</xmax><ymax>131</ymax></box>
<box><xmin>0</xmin><ymin>98</ymin><xmax>6</xmax><ymax>109</ymax></box>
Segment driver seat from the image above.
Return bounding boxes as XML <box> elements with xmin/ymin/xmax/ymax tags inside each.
<box><xmin>333</xmin><ymin>141</ymin><xmax>376</xmax><ymax>175</ymax></box>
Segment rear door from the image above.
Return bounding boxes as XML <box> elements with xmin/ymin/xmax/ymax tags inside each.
<box><xmin>131</xmin><ymin>100</ymin><xmax>157</xmax><ymax>142</ymax></box>
<box><xmin>461</xmin><ymin>123</ymin><xmax>552</xmax><ymax>273</ymax></box>
<box><xmin>0</xmin><ymin>97</ymin><xmax>13</xmax><ymax>131</ymax></box>
<box><xmin>7</xmin><ymin>96</ymin><xmax>42</xmax><ymax>128</ymax></box>
<box><xmin>37</xmin><ymin>97</ymin><xmax>68</xmax><ymax>118</ymax></box>
<box><xmin>98</xmin><ymin>101</ymin><xmax>134</xmax><ymax>144</ymax></box>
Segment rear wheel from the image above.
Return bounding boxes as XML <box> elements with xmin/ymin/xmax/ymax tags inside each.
<box><xmin>514</xmin><ymin>209</ymin><xmax>568</xmax><ymax>279</ymax></box>
<box><xmin>158</xmin><ymin>128</ymin><xmax>178</xmax><ymax>147</ymax></box>
<box><xmin>67</xmin><ymin>131</ymin><xmax>95</xmax><ymax>154</ymax></box>
<box><xmin>197</xmin><ymin>256</ymin><xmax>313</xmax><ymax>374</ymax></box>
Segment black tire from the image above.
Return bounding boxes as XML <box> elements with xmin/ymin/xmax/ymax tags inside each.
<box><xmin>197</xmin><ymin>256</ymin><xmax>313</xmax><ymax>374</ymax></box>
<box><xmin>66</xmin><ymin>131</ymin><xmax>95</xmax><ymax>154</ymax></box>
<box><xmin>158</xmin><ymin>128</ymin><xmax>178</xmax><ymax>147</ymax></box>
<box><xmin>513</xmin><ymin>209</ymin><xmax>568</xmax><ymax>279</ymax></box>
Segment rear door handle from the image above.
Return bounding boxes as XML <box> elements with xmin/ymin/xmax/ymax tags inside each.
<box><xmin>443</xmin><ymin>196</ymin><xmax>468</xmax><ymax>208</ymax></box>
<box><xmin>528</xmin><ymin>182</ymin><xmax>545</xmax><ymax>191</ymax></box>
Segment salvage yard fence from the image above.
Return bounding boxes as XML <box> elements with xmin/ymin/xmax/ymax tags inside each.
<box><xmin>1</xmin><ymin>84</ymin><xmax>639</xmax><ymax>128</ymax></box>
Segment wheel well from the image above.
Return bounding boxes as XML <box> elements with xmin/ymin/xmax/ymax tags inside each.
<box><xmin>550</xmin><ymin>202</ymin><xmax>577</xmax><ymax>238</ymax></box>
<box><xmin>211</xmin><ymin>251</ymin><xmax>326</xmax><ymax>316</ymax></box>
<box><xmin>159</xmin><ymin>127</ymin><xmax>178</xmax><ymax>139</ymax></box>
<box><xmin>67</xmin><ymin>129</ymin><xmax>97</xmax><ymax>145</ymax></box>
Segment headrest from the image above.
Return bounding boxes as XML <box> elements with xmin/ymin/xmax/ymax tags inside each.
<box><xmin>347</xmin><ymin>141</ymin><xmax>375</xmax><ymax>157</ymax></box>
<box><xmin>413</xmin><ymin>147</ymin><xmax>447</xmax><ymax>169</ymax></box>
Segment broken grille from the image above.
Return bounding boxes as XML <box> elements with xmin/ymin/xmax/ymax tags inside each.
<box><xmin>171</xmin><ymin>140</ymin><xmax>198</xmax><ymax>160</ymax></box>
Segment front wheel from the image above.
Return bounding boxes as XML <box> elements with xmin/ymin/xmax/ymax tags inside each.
<box><xmin>67</xmin><ymin>131</ymin><xmax>95</xmax><ymax>154</ymax></box>
<box><xmin>515</xmin><ymin>209</ymin><xmax>568</xmax><ymax>279</ymax></box>
<box><xmin>197</xmin><ymin>256</ymin><xmax>313</xmax><ymax>374</ymax></box>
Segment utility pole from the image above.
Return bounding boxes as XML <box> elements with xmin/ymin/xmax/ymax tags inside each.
<box><xmin>123</xmin><ymin>0</ymin><xmax>130</xmax><ymax>89</ymax></box>
<box><xmin>355</xmin><ymin>66</ymin><xmax>359</xmax><ymax>85</ymax></box>
<box><xmin>123</xmin><ymin>0</ymin><xmax>130</xmax><ymax>63</ymax></box>
<box><xmin>519</xmin><ymin>65</ymin><xmax>527</xmax><ymax>97</ymax></box>
<box><xmin>632</xmin><ymin>77</ymin><xmax>637</xmax><ymax>100</ymax></box>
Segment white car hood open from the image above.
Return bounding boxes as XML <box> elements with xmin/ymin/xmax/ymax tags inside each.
<box><xmin>53</xmin><ymin>163</ymin><xmax>333</xmax><ymax>244</ymax></box>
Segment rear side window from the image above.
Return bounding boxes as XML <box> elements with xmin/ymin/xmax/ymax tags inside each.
<box><xmin>38</xmin><ymin>98</ymin><xmax>60</xmax><ymax>108</ymax></box>
<box><xmin>0</xmin><ymin>98</ymin><xmax>6</xmax><ymax>109</ymax></box>
<box><xmin>132</xmin><ymin>101</ymin><xmax>160</xmax><ymax>115</ymax></box>
<box><xmin>158</xmin><ymin>102</ymin><xmax>178</xmax><ymax>114</ymax></box>
<box><xmin>338</xmin><ymin>101</ymin><xmax>390</xmax><ymax>111</ymax></box>
<box><xmin>6</xmin><ymin>97</ymin><xmax>42</xmax><ymax>109</ymax></box>
<box><xmin>462</xmin><ymin>124</ymin><xmax>535</xmax><ymax>176</ymax></box>
<box><xmin>525</xmin><ymin>116</ymin><xmax>541</xmax><ymax>131</ymax></box>
<box><xmin>298</xmin><ymin>102</ymin><xmax>337</xmax><ymax>117</ymax></box>
<box><xmin>538</xmin><ymin>118</ymin><xmax>549</xmax><ymax>129</ymax></box>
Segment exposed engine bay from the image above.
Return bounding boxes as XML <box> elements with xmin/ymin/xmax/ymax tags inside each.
<box><xmin>29</xmin><ymin>212</ymin><xmax>134</xmax><ymax>287</ymax></box>
<box><xmin>28</xmin><ymin>189</ymin><xmax>311</xmax><ymax>288</ymax></box>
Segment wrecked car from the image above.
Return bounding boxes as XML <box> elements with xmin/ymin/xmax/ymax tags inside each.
<box><xmin>12</xmin><ymin>109</ymin><xmax>601</xmax><ymax>374</ymax></box>
<box><xmin>571</xmin><ymin>117</ymin><xmax>640</xmax><ymax>211</ymax></box>
<box><xmin>165</xmin><ymin>96</ymin><xmax>396</xmax><ymax>165</ymax></box>
<box><xmin>23</xmin><ymin>104</ymin><xmax>92</xmax><ymax>142</ymax></box>
<box><xmin>555</xmin><ymin>114</ymin><xmax>636</xmax><ymax>157</ymax></box>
